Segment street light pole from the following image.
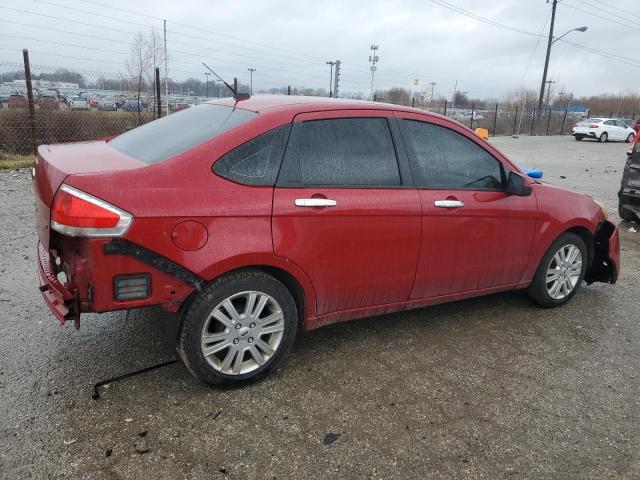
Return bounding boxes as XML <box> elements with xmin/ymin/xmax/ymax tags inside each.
<box><xmin>204</xmin><ymin>72</ymin><xmax>211</xmax><ymax>97</ymax></box>
<box><xmin>429</xmin><ymin>82</ymin><xmax>437</xmax><ymax>106</ymax></box>
<box><xmin>538</xmin><ymin>0</ymin><xmax>587</xmax><ymax>110</ymax></box>
<box><xmin>326</xmin><ymin>61</ymin><xmax>335</xmax><ymax>97</ymax></box>
<box><xmin>247</xmin><ymin>68</ymin><xmax>256</xmax><ymax>95</ymax></box>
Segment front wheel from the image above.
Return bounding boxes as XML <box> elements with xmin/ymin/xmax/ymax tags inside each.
<box><xmin>599</xmin><ymin>132</ymin><xmax>608</xmax><ymax>142</ymax></box>
<box><xmin>626</xmin><ymin>133</ymin><xmax>635</xmax><ymax>143</ymax></box>
<box><xmin>177</xmin><ymin>270</ymin><xmax>298</xmax><ymax>386</ymax></box>
<box><xmin>527</xmin><ymin>233</ymin><xmax>587</xmax><ymax>307</ymax></box>
<box><xmin>574</xmin><ymin>135</ymin><xmax>583</xmax><ymax>141</ymax></box>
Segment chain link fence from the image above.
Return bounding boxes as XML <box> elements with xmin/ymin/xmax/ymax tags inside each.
<box><xmin>2</xmin><ymin>52</ymin><xmax>636</xmax><ymax>159</ymax></box>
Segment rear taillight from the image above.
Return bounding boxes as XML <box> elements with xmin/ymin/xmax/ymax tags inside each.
<box><xmin>51</xmin><ymin>184</ymin><xmax>133</xmax><ymax>237</ymax></box>
<box><xmin>589</xmin><ymin>124</ymin><xmax>599</xmax><ymax>128</ymax></box>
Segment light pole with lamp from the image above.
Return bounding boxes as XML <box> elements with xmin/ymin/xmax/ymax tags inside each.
<box><xmin>537</xmin><ymin>3</ymin><xmax>587</xmax><ymax>111</ymax></box>
<box><xmin>204</xmin><ymin>72</ymin><xmax>211</xmax><ymax>98</ymax></box>
<box><xmin>326</xmin><ymin>61</ymin><xmax>336</xmax><ymax>97</ymax></box>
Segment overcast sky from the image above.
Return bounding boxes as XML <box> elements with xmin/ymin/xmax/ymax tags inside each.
<box><xmin>1</xmin><ymin>0</ymin><xmax>639</xmax><ymax>99</ymax></box>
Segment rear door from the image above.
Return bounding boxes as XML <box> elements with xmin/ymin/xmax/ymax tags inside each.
<box><xmin>395</xmin><ymin>113</ymin><xmax>538</xmax><ymax>299</ymax></box>
<box><xmin>272</xmin><ymin>111</ymin><xmax>421</xmax><ymax>316</ymax></box>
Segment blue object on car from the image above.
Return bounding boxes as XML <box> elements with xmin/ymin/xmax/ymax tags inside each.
<box><xmin>522</xmin><ymin>168</ymin><xmax>543</xmax><ymax>179</ymax></box>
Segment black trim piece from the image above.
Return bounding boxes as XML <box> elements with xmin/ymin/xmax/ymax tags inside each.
<box><xmin>104</xmin><ymin>240</ymin><xmax>204</xmax><ymax>290</ymax></box>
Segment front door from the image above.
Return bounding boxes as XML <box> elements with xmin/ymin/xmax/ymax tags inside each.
<box><xmin>395</xmin><ymin>113</ymin><xmax>538</xmax><ymax>299</ymax></box>
<box><xmin>272</xmin><ymin>111</ymin><xmax>421</xmax><ymax>316</ymax></box>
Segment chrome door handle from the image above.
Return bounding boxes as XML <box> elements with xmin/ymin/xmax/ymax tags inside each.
<box><xmin>294</xmin><ymin>198</ymin><xmax>337</xmax><ymax>207</ymax></box>
<box><xmin>434</xmin><ymin>200</ymin><xmax>464</xmax><ymax>208</ymax></box>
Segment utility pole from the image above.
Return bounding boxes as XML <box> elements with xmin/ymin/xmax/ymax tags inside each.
<box><xmin>538</xmin><ymin>0</ymin><xmax>558</xmax><ymax>110</ymax></box>
<box><xmin>451</xmin><ymin>79</ymin><xmax>458</xmax><ymax>108</ymax></box>
<box><xmin>544</xmin><ymin>80</ymin><xmax>556</xmax><ymax>108</ymax></box>
<box><xmin>326</xmin><ymin>61</ymin><xmax>336</xmax><ymax>97</ymax></box>
<box><xmin>333</xmin><ymin>60</ymin><xmax>341</xmax><ymax>98</ymax></box>
<box><xmin>429</xmin><ymin>82</ymin><xmax>437</xmax><ymax>106</ymax></box>
<box><xmin>368</xmin><ymin>45</ymin><xmax>379</xmax><ymax>101</ymax></box>
<box><xmin>204</xmin><ymin>72</ymin><xmax>211</xmax><ymax>97</ymax></box>
<box><xmin>248</xmin><ymin>67</ymin><xmax>256</xmax><ymax>95</ymax></box>
<box><xmin>163</xmin><ymin>19</ymin><xmax>168</xmax><ymax>115</ymax></box>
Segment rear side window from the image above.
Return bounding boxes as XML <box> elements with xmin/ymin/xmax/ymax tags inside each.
<box><xmin>400</xmin><ymin>119</ymin><xmax>504</xmax><ymax>190</ymax></box>
<box><xmin>279</xmin><ymin>117</ymin><xmax>401</xmax><ymax>186</ymax></box>
<box><xmin>213</xmin><ymin>125</ymin><xmax>290</xmax><ymax>186</ymax></box>
<box><xmin>109</xmin><ymin>104</ymin><xmax>257</xmax><ymax>164</ymax></box>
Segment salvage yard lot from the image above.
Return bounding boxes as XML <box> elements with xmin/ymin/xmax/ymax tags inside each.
<box><xmin>0</xmin><ymin>135</ymin><xmax>638</xmax><ymax>479</ymax></box>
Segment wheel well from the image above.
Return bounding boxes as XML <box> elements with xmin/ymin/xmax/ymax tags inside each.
<box><xmin>178</xmin><ymin>265</ymin><xmax>307</xmax><ymax>332</ymax></box>
<box><xmin>565</xmin><ymin>226</ymin><xmax>595</xmax><ymax>267</ymax></box>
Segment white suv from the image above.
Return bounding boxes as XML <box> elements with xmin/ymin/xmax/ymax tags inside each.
<box><xmin>573</xmin><ymin>118</ymin><xmax>636</xmax><ymax>143</ymax></box>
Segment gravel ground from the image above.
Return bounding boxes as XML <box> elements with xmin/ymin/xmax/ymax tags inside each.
<box><xmin>0</xmin><ymin>135</ymin><xmax>638</xmax><ymax>479</ymax></box>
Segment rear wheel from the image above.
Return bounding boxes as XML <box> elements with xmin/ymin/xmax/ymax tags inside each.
<box><xmin>528</xmin><ymin>233</ymin><xmax>587</xmax><ymax>308</ymax></box>
<box><xmin>619</xmin><ymin>203</ymin><xmax>637</xmax><ymax>222</ymax></box>
<box><xmin>177</xmin><ymin>270</ymin><xmax>298</xmax><ymax>386</ymax></box>
<box><xmin>626</xmin><ymin>133</ymin><xmax>635</xmax><ymax>143</ymax></box>
<box><xmin>599</xmin><ymin>132</ymin><xmax>608</xmax><ymax>142</ymax></box>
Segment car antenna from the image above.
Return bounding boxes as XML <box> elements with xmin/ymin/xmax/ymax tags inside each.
<box><xmin>202</xmin><ymin>62</ymin><xmax>250</xmax><ymax>101</ymax></box>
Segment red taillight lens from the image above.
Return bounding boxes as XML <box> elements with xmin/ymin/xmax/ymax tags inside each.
<box><xmin>52</xmin><ymin>188</ymin><xmax>120</xmax><ymax>228</ymax></box>
<box><xmin>589</xmin><ymin>124</ymin><xmax>599</xmax><ymax>128</ymax></box>
<box><xmin>51</xmin><ymin>184</ymin><xmax>132</xmax><ymax>237</ymax></box>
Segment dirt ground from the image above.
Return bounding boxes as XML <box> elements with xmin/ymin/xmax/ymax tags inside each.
<box><xmin>0</xmin><ymin>135</ymin><xmax>638</xmax><ymax>479</ymax></box>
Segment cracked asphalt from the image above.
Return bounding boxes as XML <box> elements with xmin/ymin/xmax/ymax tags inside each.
<box><xmin>0</xmin><ymin>135</ymin><xmax>638</xmax><ymax>479</ymax></box>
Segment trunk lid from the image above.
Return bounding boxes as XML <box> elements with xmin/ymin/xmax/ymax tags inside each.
<box><xmin>34</xmin><ymin>141</ymin><xmax>146</xmax><ymax>249</ymax></box>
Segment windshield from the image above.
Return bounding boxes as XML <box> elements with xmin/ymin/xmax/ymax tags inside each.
<box><xmin>109</xmin><ymin>104</ymin><xmax>257</xmax><ymax>164</ymax></box>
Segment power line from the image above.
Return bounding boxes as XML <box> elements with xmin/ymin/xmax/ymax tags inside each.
<box><xmin>426</xmin><ymin>0</ymin><xmax>543</xmax><ymax>37</ymax></box>
<box><xmin>575</xmin><ymin>0</ymin><xmax>640</xmax><ymax>24</ymax></box>
<box><xmin>561</xmin><ymin>2</ymin><xmax>640</xmax><ymax>32</ymax></box>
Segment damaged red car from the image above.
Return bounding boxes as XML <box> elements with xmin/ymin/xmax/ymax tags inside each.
<box><xmin>34</xmin><ymin>95</ymin><xmax>620</xmax><ymax>386</ymax></box>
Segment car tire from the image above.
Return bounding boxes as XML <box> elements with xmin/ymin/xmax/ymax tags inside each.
<box><xmin>626</xmin><ymin>133</ymin><xmax>635</xmax><ymax>143</ymax></box>
<box><xmin>618</xmin><ymin>203</ymin><xmax>637</xmax><ymax>222</ymax></box>
<box><xmin>574</xmin><ymin>135</ymin><xmax>583</xmax><ymax>141</ymax></box>
<box><xmin>177</xmin><ymin>270</ymin><xmax>298</xmax><ymax>386</ymax></box>
<box><xmin>599</xmin><ymin>132</ymin><xmax>608</xmax><ymax>142</ymax></box>
<box><xmin>527</xmin><ymin>232</ymin><xmax>587</xmax><ymax>308</ymax></box>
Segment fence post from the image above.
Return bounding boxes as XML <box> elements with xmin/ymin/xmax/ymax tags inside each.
<box><xmin>470</xmin><ymin>101</ymin><xmax>475</xmax><ymax>130</ymax></box>
<box><xmin>530</xmin><ymin>109</ymin><xmax>536</xmax><ymax>136</ymax></box>
<box><xmin>546</xmin><ymin>108</ymin><xmax>552</xmax><ymax>135</ymax></box>
<box><xmin>411</xmin><ymin>97</ymin><xmax>415</xmax><ymax>108</ymax></box>
<box><xmin>155</xmin><ymin>67</ymin><xmax>161</xmax><ymax>118</ymax></box>
<box><xmin>513</xmin><ymin>106</ymin><xmax>518</xmax><ymax>136</ymax></box>
<box><xmin>492</xmin><ymin>103</ymin><xmax>498</xmax><ymax>136</ymax></box>
<box><xmin>22</xmin><ymin>49</ymin><xmax>37</xmax><ymax>157</ymax></box>
<box><xmin>443</xmin><ymin>99</ymin><xmax>448</xmax><ymax>116</ymax></box>
<box><xmin>287</xmin><ymin>85</ymin><xmax>291</xmax><ymax>95</ymax></box>
<box><xmin>560</xmin><ymin>109</ymin><xmax>568</xmax><ymax>135</ymax></box>
<box><xmin>233</xmin><ymin>77</ymin><xmax>238</xmax><ymax>93</ymax></box>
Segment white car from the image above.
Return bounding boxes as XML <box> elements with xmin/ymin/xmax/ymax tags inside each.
<box><xmin>572</xmin><ymin>118</ymin><xmax>636</xmax><ymax>143</ymax></box>
<box><xmin>68</xmin><ymin>96</ymin><xmax>89</xmax><ymax>110</ymax></box>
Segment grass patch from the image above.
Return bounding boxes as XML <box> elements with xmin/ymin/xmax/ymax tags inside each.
<box><xmin>0</xmin><ymin>154</ymin><xmax>34</xmax><ymax>170</ymax></box>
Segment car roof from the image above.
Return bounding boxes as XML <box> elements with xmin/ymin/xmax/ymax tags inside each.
<box><xmin>204</xmin><ymin>94</ymin><xmax>439</xmax><ymax>117</ymax></box>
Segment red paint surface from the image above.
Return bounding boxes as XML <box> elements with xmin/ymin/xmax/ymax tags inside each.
<box><xmin>33</xmin><ymin>96</ymin><xmax>620</xmax><ymax>331</ymax></box>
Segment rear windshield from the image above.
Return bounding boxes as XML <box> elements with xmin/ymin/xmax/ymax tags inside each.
<box><xmin>109</xmin><ymin>104</ymin><xmax>257</xmax><ymax>164</ymax></box>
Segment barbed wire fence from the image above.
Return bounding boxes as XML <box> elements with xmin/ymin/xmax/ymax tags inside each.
<box><xmin>1</xmin><ymin>49</ymin><xmax>636</xmax><ymax>160</ymax></box>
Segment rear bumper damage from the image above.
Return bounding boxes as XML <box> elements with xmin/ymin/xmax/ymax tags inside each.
<box><xmin>585</xmin><ymin>220</ymin><xmax>620</xmax><ymax>285</ymax></box>
<box><xmin>37</xmin><ymin>241</ymin><xmax>77</xmax><ymax>326</ymax></box>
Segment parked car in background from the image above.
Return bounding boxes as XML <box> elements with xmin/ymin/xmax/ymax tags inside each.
<box><xmin>573</xmin><ymin>118</ymin><xmax>636</xmax><ymax>142</ymax></box>
<box><xmin>619</xmin><ymin>131</ymin><xmax>640</xmax><ymax>222</ymax></box>
<box><xmin>69</xmin><ymin>96</ymin><xmax>89</xmax><ymax>110</ymax></box>
<box><xmin>88</xmin><ymin>96</ymin><xmax>101</xmax><ymax>108</ymax></box>
<box><xmin>37</xmin><ymin>94</ymin><xmax>60</xmax><ymax>110</ymax></box>
<box><xmin>97</xmin><ymin>97</ymin><xmax>117</xmax><ymax>111</ymax></box>
<box><xmin>34</xmin><ymin>96</ymin><xmax>619</xmax><ymax>386</ymax></box>
<box><xmin>122</xmin><ymin>101</ymin><xmax>144</xmax><ymax>112</ymax></box>
<box><xmin>8</xmin><ymin>93</ymin><xmax>27</xmax><ymax>108</ymax></box>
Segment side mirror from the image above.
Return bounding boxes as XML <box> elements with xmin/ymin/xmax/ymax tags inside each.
<box><xmin>506</xmin><ymin>171</ymin><xmax>533</xmax><ymax>196</ymax></box>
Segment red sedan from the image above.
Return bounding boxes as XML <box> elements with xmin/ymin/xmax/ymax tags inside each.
<box><xmin>34</xmin><ymin>96</ymin><xmax>620</xmax><ymax>385</ymax></box>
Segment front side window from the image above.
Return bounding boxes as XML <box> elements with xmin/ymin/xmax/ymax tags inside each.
<box><xmin>400</xmin><ymin>120</ymin><xmax>504</xmax><ymax>190</ymax></box>
<box><xmin>109</xmin><ymin>104</ymin><xmax>257</xmax><ymax>164</ymax></box>
<box><xmin>279</xmin><ymin>117</ymin><xmax>401</xmax><ymax>186</ymax></box>
<box><xmin>213</xmin><ymin>125</ymin><xmax>290</xmax><ymax>186</ymax></box>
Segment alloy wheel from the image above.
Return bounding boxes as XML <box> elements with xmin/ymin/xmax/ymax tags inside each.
<box><xmin>200</xmin><ymin>291</ymin><xmax>285</xmax><ymax>375</ymax></box>
<box><xmin>546</xmin><ymin>244</ymin><xmax>582</xmax><ymax>300</ymax></box>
